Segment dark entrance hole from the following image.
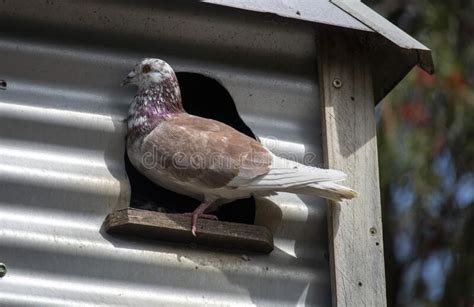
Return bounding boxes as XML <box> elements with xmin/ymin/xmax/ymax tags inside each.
<box><xmin>125</xmin><ymin>72</ymin><xmax>256</xmax><ymax>225</ymax></box>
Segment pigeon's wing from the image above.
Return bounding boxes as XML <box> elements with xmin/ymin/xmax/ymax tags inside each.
<box><xmin>141</xmin><ymin>113</ymin><xmax>356</xmax><ymax>201</ymax></box>
<box><xmin>141</xmin><ymin>113</ymin><xmax>272</xmax><ymax>189</ymax></box>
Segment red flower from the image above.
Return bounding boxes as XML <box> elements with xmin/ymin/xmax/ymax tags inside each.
<box><xmin>400</xmin><ymin>101</ymin><xmax>429</xmax><ymax>126</ymax></box>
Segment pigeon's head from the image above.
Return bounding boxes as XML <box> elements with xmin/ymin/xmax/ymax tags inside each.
<box><xmin>122</xmin><ymin>58</ymin><xmax>176</xmax><ymax>89</ymax></box>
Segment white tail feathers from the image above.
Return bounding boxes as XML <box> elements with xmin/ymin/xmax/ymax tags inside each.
<box><xmin>284</xmin><ymin>182</ymin><xmax>358</xmax><ymax>202</ymax></box>
<box><xmin>232</xmin><ymin>154</ymin><xmax>358</xmax><ymax>202</ymax></box>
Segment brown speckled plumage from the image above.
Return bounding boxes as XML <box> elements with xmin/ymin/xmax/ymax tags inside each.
<box><xmin>141</xmin><ymin>113</ymin><xmax>272</xmax><ymax>189</ymax></box>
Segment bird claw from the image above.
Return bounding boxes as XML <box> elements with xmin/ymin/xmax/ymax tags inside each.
<box><xmin>182</xmin><ymin>212</ymin><xmax>218</xmax><ymax>236</ymax></box>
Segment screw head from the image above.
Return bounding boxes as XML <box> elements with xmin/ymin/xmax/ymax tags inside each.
<box><xmin>0</xmin><ymin>263</ymin><xmax>6</xmax><ymax>278</ymax></box>
<box><xmin>332</xmin><ymin>78</ymin><xmax>342</xmax><ymax>88</ymax></box>
<box><xmin>370</xmin><ymin>227</ymin><xmax>377</xmax><ymax>235</ymax></box>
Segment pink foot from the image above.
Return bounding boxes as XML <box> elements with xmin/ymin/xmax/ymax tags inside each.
<box><xmin>183</xmin><ymin>212</ymin><xmax>218</xmax><ymax>236</ymax></box>
<box><xmin>183</xmin><ymin>201</ymin><xmax>216</xmax><ymax>236</ymax></box>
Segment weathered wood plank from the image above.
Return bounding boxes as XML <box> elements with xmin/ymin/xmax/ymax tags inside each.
<box><xmin>317</xmin><ymin>25</ymin><xmax>387</xmax><ymax>306</ymax></box>
<box><xmin>104</xmin><ymin>208</ymin><xmax>274</xmax><ymax>253</ymax></box>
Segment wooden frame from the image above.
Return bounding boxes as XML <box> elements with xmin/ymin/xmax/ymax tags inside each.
<box><xmin>318</xmin><ymin>26</ymin><xmax>387</xmax><ymax>306</ymax></box>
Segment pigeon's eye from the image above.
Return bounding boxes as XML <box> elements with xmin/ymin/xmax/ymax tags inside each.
<box><xmin>142</xmin><ymin>64</ymin><xmax>151</xmax><ymax>74</ymax></box>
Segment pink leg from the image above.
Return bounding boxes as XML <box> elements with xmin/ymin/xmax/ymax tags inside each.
<box><xmin>184</xmin><ymin>201</ymin><xmax>217</xmax><ymax>236</ymax></box>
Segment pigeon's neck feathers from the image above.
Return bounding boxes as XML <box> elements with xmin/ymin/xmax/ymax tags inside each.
<box><xmin>128</xmin><ymin>74</ymin><xmax>184</xmax><ymax>141</ymax></box>
<box><xmin>137</xmin><ymin>72</ymin><xmax>184</xmax><ymax>111</ymax></box>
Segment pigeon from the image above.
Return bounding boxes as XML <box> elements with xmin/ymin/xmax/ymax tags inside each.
<box><xmin>123</xmin><ymin>58</ymin><xmax>358</xmax><ymax>236</ymax></box>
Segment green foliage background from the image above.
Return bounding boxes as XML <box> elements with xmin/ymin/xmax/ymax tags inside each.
<box><xmin>366</xmin><ymin>0</ymin><xmax>474</xmax><ymax>305</ymax></box>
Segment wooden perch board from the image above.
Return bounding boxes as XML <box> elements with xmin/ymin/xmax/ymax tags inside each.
<box><xmin>104</xmin><ymin>208</ymin><xmax>274</xmax><ymax>253</ymax></box>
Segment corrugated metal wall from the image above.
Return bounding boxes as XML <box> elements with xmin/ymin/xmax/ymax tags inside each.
<box><xmin>0</xmin><ymin>1</ymin><xmax>330</xmax><ymax>305</ymax></box>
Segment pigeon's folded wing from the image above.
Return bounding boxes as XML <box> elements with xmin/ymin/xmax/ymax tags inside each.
<box><xmin>141</xmin><ymin>113</ymin><xmax>272</xmax><ymax>189</ymax></box>
<box><xmin>140</xmin><ymin>113</ymin><xmax>356</xmax><ymax>201</ymax></box>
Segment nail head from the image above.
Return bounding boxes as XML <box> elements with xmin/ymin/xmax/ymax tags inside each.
<box><xmin>0</xmin><ymin>263</ymin><xmax>6</xmax><ymax>278</ymax></box>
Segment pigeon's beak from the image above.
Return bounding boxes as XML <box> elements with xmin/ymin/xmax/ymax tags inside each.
<box><xmin>122</xmin><ymin>71</ymin><xmax>136</xmax><ymax>86</ymax></box>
